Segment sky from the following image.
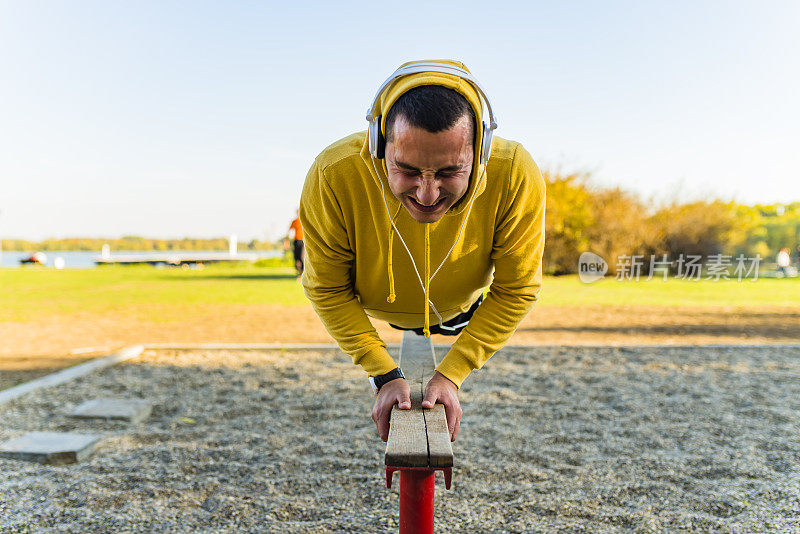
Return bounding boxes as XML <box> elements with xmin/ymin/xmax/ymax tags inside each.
<box><xmin>1</xmin><ymin>1</ymin><xmax>798</xmax><ymax>241</ymax></box>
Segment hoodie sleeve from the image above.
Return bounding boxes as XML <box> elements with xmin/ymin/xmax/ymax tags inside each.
<box><xmin>435</xmin><ymin>145</ymin><xmax>546</xmax><ymax>388</ymax></box>
<box><xmin>299</xmin><ymin>160</ymin><xmax>399</xmax><ymax>377</ymax></box>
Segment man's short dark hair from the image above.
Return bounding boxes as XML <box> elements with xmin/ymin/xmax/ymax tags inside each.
<box><xmin>385</xmin><ymin>85</ymin><xmax>476</xmax><ymax>143</ymax></box>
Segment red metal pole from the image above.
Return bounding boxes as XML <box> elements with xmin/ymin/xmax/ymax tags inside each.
<box><xmin>387</xmin><ymin>466</ymin><xmax>451</xmax><ymax>533</ymax></box>
<box><xmin>399</xmin><ymin>469</ymin><xmax>435</xmax><ymax>534</ymax></box>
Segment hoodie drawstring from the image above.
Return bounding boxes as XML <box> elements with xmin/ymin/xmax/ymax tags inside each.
<box><xmin>386</xmin><ymin>204</ymin><xmax>402</xmax><ymax>303</ymax></box>
<box><xmin>387</xmin><ymin>214</ymin><xmax>432</xmax><ymax>337</ymax></box>
<box><xmin>423</xmin><ymin>223</ymin><xmax>431</xmax><ymax>337</ymax></box>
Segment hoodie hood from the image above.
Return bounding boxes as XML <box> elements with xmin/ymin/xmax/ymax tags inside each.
<box><xmin>360</xmin><ymin>59</ymin><xmax>489</xmax><ymax>217</ymax></box>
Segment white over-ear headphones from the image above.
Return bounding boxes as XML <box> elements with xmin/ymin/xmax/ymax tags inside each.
<box><xmin>365</xmin><ymin>61</ymin><xmax>498</xmax><ymax>166</ymax></box>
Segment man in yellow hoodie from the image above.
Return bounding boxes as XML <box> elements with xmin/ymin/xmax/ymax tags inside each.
<box><xmin>300</xmin><ymin>60</ymin><xmax>545</xmax><ymax>443</ymax></box>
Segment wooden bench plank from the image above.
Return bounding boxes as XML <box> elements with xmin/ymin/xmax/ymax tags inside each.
<box><xmin>385</xmin><ymin>331</ymin><xmax>429</xmax><ymax>467</ymax></box>
<box><xmin>385</xmin><ymin>332</ymin><xmax>454</xmax><ymax>468</ymax></box>
<box><xmin>386</xmin><ymin>405</ymin><xmax>429</xmax><ymax>467</ymax></box>
<box><xmin>399</xmin><ymin>331</ymin><xmax>432</xmax><ymax>404</ymax></box>
<box><xmin>424</xmin><ymin>404</ymin><xmax>454</xmax><ymax>468</ymax></box>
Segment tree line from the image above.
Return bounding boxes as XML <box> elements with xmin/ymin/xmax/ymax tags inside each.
<box><xmin>544</xmin><ymin>170</ymin><xmax>799</xmax><ymax>274</ymax></box>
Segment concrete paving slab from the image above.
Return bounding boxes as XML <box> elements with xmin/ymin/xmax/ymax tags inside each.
<box><xmin>0</xmin><ymin>432</ymin><xmax>102</xmax><ymax>465</ymax></box>
<box><xmin>0</xmin><ymin>345</ymin><xmax>144</xmax><ymax>407</ymax></box>
<box><xmin>68</xmin><ymin>398</ymin><xmax>152</xmax><ymax>423</ymax></box>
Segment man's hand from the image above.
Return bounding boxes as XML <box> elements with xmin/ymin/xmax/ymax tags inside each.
<box><xmin>422</xmin><ymin>371</ymin><xmax>462</xmax><ymax>442</ymax></box>
<box><xmin>371</xmin><ymin>377</ymin><xmax>411</xmax><ymax>442</ymax></box>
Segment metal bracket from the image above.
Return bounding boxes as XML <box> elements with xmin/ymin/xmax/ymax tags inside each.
<box><xmin>386</xmin><ymin>466</ymin><xmax>453</xmax><ymax>490</ymax></box>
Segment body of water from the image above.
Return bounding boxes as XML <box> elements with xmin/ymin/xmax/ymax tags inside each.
<box><xmin>0</xmin><ymin>250</ymin><xmax>283</xmax><ymax>268</ymax></box>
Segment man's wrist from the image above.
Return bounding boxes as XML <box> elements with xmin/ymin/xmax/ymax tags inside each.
<box><xmin>433</xmin><ymin>363</ymin><xmax>464</xmax><ymax>389</ymax></box>
<box><xmin>358</xmin><ymin>346</ymin><xmax>398</xmax><ymax>378</ymax></box>
<box><xmin>369</xmin><ymin>368</ymin><xmax>404</xmax><ymax>394</ymax></box>
<box><xmin>433</xmin><ymin>370</ymin><xmax>458</xmax><ymax>389</ymax></box>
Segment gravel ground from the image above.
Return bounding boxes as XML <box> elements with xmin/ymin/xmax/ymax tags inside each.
<box><xmin>1</xmin><ymin>346</ymin><xmax>799</xmax><ymax>533</ymax></box>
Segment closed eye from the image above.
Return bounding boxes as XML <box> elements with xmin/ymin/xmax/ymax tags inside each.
<box><xmin>394</xmin><ymin>160</ymin><xmax>467</xmax><ymax>175</ymax></box>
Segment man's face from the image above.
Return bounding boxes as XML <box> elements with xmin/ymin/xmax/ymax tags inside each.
<box><xmin>384</xmin><ymin>115</ymin><xmax>473</xmax><ymax>223</ymax></box>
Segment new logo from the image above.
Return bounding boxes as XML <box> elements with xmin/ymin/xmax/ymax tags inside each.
<box><xmin>578</xmin><ymin>252</ymin><xmax>607</xmax><ymax>283</ymax></box>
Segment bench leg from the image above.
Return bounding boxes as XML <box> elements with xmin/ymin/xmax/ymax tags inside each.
<box><xmin>399</xmin><ymin>469</ymin><xmax>434</xmax><ymax>534</ymax></box>
<box><xmin>386</xmin><ymin>466</ymin><xmax>452</xmax><ymax>533</ymax></box>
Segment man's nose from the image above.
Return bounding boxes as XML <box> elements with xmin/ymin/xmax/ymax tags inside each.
<box><xmin>414</xmin><ymin>174</ymin><xmax>440</xmax><ymax>206</ymax></box>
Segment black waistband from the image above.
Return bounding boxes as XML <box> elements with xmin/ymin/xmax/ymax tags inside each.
<box><xmin>388</xmin><ymin>294</ymin><xmax>483</xmax><ymax>337</ymax></box>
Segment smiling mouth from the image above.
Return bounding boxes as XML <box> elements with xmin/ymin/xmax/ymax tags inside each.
<box><xmin>408</xmin><ymin>197</ymin><xmax>447</xmax><ymax>213</ymax></box>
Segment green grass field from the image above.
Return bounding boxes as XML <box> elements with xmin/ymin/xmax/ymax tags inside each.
<box><xmin>0</xmin><ymin>264</ymin><xmax>305</xmax><ymax>322</ymax></box>
<box><xmin>2</xmin><ymin>263</ymin><xmax>798</xmax><ymax>323</ymax></box>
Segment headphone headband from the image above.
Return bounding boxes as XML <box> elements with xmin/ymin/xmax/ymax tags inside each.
<box><xmin>365</xmin><ymin>62</ymin><xmax>497</xmax><ymax>130</ymax></box>
<box><xmin>366</xmin><ymin>61</ymin><xmax>497</xmax><ymax>165</ymax></box>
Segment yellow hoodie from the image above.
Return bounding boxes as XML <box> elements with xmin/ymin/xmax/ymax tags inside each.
<box><xmin>300</xmin><ymin>63</ymin><xmax>545</xmax><ymax>388</ymax></box>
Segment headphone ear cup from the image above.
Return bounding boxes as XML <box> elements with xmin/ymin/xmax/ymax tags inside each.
<box><xmin>480</xmin><ymin>121</ymin><xmax>493</xmax><ymax>165</ymax></box>
<box><xmin>369</xmin><ymin>115</ymin><xmax>386</xmax><ymax>159</ymax></box>
<box><xmin>368</xmin><ymin>117</ymin><xmax>378</xmax><ymax>158</ymax></box>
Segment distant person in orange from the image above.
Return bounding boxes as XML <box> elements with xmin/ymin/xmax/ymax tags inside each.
<box><xmin>287</xmin><ymin>210</ymin><xmax>304</xmax><ymax>275</ymax></box>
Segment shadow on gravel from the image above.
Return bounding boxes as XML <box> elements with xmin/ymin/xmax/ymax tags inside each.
<box><xmin>0</xmin><ymin>369</ymin><xmax>57</xmax><ymax>392</ymax></box>
<box><xmin>518</xmin><ymin>310</ymin><xmax>800</xmax><ymax>341</ymax></box>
